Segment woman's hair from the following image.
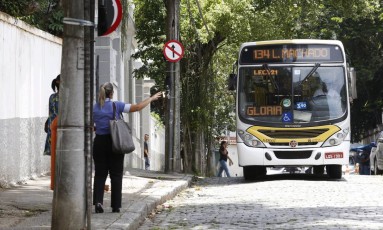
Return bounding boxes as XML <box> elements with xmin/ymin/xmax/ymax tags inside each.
<box><xmin>98</xmin><ymin>82</ymin><xmax>114</xmax><ymax>107</ymax></box>
<box><xmin>220</xmin><ymin>141</ymin><xmax>227</xmax><ymax>151</ymax></box>
<box><xmin>51</xmin><ymin>74</ymin><xmax>60</xmax><ymax>92</ymax></box>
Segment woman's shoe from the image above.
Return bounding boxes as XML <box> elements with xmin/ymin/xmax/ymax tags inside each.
<box><xmin>112</xmin><ymin>208</ymin><xmax>120</xmax><ymax>213</ymax></box>
<box><xmin>95</xmin><ymin>203</ymin><xmax>104</xmax><ymax>213</ymax></box>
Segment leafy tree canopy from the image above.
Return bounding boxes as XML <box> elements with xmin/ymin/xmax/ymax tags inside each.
<box><xmin>0</xmin><ymin>0</ymin><xmax>63</xmax><ymax>36</ymax></box>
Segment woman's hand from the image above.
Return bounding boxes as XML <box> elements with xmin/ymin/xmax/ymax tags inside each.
<box><xmin>151</xmin><ymin>92</ymin><xmax>163</xmax><ymax>101</ymax></box>
<box><xmin>130</xmin><ymin>91</ymin><xmax>163</xmax><ymax>112</ymax></box>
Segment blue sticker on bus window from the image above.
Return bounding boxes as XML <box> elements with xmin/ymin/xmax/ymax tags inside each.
<box><xmin>282</xmin><ymin>112</ymin><xmax>292</xmax><ymax>123</ymax></box>
<box><xmin>296</xmin><ymin>101</ymin><xmax>307</xmax><ymax>110</ymax></box>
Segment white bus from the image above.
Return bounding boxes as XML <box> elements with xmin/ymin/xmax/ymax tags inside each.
<box><xmin>228</xmin><ymin>39</ymin><xmax>357</xmax><ymax>179</ymax></box>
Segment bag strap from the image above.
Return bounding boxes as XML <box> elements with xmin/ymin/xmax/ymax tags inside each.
<box><xmin>112</xmin><ymin>102</ymin><xmax>124</xmax><ymax>120</ymax></box>
<box><xmin>112</xmin><ymin>102</ymin><xmax>117</xmax><ymax>120</ymax></box>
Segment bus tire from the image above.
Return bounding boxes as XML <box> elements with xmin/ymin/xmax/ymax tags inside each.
<box><xmin>326</xmin><ymin>165</ymin><xmax>342</xmax><ymax>179</ymax></box>
<box><xmin>313</xmin><ymin>165</ymin><xmax>325</xmax><ymax>175</ymax></box>
<box><xmin>243</xmin><ymin>166</ymin><xmax>266</xmax><ymax>180</ymax></box>
<box><xmin>243</xmin><ymin>166</ymin><xmax>252</xmax><ymax>180</ymax></box>
<box><xmin>255</xmin><ymin>166</ymin><xmax>267</xmax><ymax>178</ymax></box>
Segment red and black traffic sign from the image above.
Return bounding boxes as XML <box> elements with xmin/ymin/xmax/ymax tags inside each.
<box><xmin>98</xmin><ymin>0</ymin><xmax>123</xmax><ymax>36</ymax></box>
<box><xmin>163</xmin><ymin>40</ymin><xmax>184</xmax><ymax>62</ymax></box>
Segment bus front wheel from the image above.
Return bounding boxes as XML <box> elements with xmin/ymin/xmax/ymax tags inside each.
<box><xmin>313</xmin><ymin>165</ymin><xmax>325</xmax><ymax>175</ymax></box>
<box><xmin>326</xmin><ymin>165</ymin><xmax>342</xmax><ymax>179</ymax></box>
<box><xmin>243</xmin><ymin>166</ymin><xmax>266</xmax><ymax>180</ymax></box>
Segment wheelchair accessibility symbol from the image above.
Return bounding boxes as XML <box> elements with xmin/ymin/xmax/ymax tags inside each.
<box><xmin>282</xmin><ymin>112</ymin><xmax>292</xmax><ymax>122</ymax></box>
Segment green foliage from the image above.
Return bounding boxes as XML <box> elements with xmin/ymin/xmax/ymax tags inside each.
<box><xmin>0</xmin><ymin>0</ymin><xmax>30</xmax><ymax>16</ymax></box>
<box><xmin>132</xmin><ymin>0</ymin><xmax>167</xmax><ymax>83</ymax></box>
<box><xmin>0</xmin><ymin>0</ymin><xmax>63</xmax><ymax>37</ymax></box>
<box><xmin>151</xmin><ymin>112</ymin><xmax>165</xmax><ymax>129</ymax></box>
<box><xmin>47</xmin><ymin>8</ymin><xmax>64</xmax><ymax>35</ymax></box>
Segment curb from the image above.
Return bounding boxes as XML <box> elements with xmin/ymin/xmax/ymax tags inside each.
<box><xmin>106</xmin><ymin>174</ymin><xmax>192</xmax><ymax>230</ymax></box>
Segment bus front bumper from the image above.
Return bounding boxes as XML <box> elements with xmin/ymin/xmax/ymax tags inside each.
<box><xmin>237</xmin><ymin>142</ymin><xmax>350</xmax><ymax>167</ymax></box>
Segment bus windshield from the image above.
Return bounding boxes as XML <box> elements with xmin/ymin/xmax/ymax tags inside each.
<box><xmin>238</xmin><ymin>66</ymin><xmax>347</xmax><ymax>124</ymax></box>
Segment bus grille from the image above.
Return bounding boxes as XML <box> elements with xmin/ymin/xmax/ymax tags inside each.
<box><xmin>269</xmin><ymin>142</ymin><xmax>318</xmax><ymax>146</ymax></box>
<box><xmin>274</xmin><ymin>151</ymin><xmax>312</xmax><ymax>159</ymax></box>
<box><xmin>259</xmin><ymin>129</ymin><xmax>329</xmax><ymax>139</ymax></box>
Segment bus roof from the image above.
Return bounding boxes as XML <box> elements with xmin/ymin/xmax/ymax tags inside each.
<box><xmin>238</xmin><ymin>39</ymin><xmax>345</xmax><ymax>64</ymax></box>
<box><xmin>241</xmin><ymin>39</ymin><xmax>344</xmax><ymax>48</ymax></box>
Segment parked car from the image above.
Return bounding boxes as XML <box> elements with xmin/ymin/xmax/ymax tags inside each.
<box><xmin>370</xmin><ymin>131</ymin><xmax>383</xmax><ymax>175</ymax></box>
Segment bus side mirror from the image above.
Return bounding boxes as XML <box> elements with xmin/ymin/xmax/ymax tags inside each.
<box><xmin>348</xmin><ymin>67</ymin><xmax>357</xmax><ymax>100</ymax></box>
<box><xmin>228</xmin><ymin>73</ymin><xmax>237</xmax><ymax>91</ymax></box>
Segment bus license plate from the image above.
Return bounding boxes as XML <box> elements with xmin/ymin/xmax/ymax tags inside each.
<box><xmin>325</xmin><ymin>152</ymin><xmax>343</xmax><ymax>159</ymax></box>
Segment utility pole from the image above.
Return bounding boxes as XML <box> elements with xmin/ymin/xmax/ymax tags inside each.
<box><xmin>173</xmin><ymin>0</ymin><xmax>181</xmax><ymax>173</ymax></box>
<box><xmin>52</xmin><ymin>0</ymin><xmax>93</xmax><ymax>228</ymax></box>
<box><xmin>165</xmin><ymin>0</ymin><xmax>181</xmax><ymax>173</ymax></box>
<box><xmin>84</xmin><ymin>0</ymin><xmax>95</xmax><ymax>228</ymax></box>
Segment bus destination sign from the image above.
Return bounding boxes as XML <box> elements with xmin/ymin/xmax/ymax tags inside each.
<box><xmin>240</xmin><ymin>44</ymin><xmax>344</xmax><ymax>64</ymax></box>
<box><xmin>254</xmin><ymin>47</ymin><xmax>330</xmax><ymax>61</ymax></box>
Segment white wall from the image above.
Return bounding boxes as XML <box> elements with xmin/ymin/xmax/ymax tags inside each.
<box><xmin>0</xmin><ymin>12</ymin><xmax>62</xmax><ymax>187</ymax></box>
<box><xmin>148</xmin><ymin>116</ymin><xmax>165</xmax><ymax>171</ymax></box>
<box><xmin>227</xmin><ymin>143</ymin><xmax>243</xmax><ymax>177</ymax></box>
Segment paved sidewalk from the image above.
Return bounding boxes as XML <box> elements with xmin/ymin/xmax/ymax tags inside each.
<box><xmin>0</xmin><ymin>169</ymin><xmax>192</xmax><ymax>229</ymax></box>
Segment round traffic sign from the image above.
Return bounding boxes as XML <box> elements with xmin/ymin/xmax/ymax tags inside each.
<box><xmin>163</xmin><ymin>40</ymin><xmax>184</xmax><ymax>62</ymax></box>
<box><xmin>98</xmin><ymin>0</ymin><xmax>123</xmax><ymax>36</ymax></box>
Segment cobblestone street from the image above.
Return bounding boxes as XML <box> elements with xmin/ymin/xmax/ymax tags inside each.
<box><xmin>139</xmin><ymin>174</ymin><xmax>383</xmax><ymax>229</ymax></box>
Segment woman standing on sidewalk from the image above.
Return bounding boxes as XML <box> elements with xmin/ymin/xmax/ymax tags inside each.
<box><xmin>217</xmin><ymin>141</ymin><xmax>234</xmax><ymax>177</ymax></box>
<box><xmin>44</xmin><ymin>75</ymin><xmax>60</xmax><ymax>156</ymax></box>
<box><xmin>43</xmin><ymin>74</ymin><xmax>60</xmax><ymax>190</ymax></box>
<box><xmin>92</xmin><ymin>82</ymin><xmax>162</xmax><ymax>213</ymax></box>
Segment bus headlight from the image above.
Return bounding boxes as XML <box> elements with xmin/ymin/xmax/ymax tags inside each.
<box><xmin>237</xmin><ymin>129</ymin><xmax>265</xmax><ymax>148</ymax></box>
<box><xmin>323</xmin><ymin>128</ymin><xmax>349</xmax><ymax>147</ymax></box>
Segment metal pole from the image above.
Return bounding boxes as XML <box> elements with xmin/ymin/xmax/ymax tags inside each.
<box><xmin>165</xmin><ymin>0</ymin><xmax>175</xmax><ymax>173</ymax></box>
<box><xmin>84</xmin><ymin>0</ymin><xmax>95</xmax><ymax>228</ymax></box>
<box><xmin>173</xmin><ymin>0</ymin><xmax>181</xmax><ymax>172</ymax></box>
<box><xmin>165</xmin><ymin>0</ymin><xmax>181</xmax><ymax>173</ymax></box>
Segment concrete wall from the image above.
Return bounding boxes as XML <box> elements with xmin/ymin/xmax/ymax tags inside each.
<box><xmin>148</xmin><ymin>116</ymin><xmax>165</xmax><ymax>171</ymax></box>
<box><xmin>0</xmin><ymin>12</ymin><xmax>62</xmax><ymax>187</ymax></box>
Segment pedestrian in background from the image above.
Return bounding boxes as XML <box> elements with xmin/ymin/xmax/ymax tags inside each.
<box><xmin>357</xmin><ymin>149</ymin><xmax>370</xmax><ymax>175</ymax></box>
<box><xmin>92</xmin><ymin>82</ymin><xmax>162</xmax><ymax>213</ymax></box>
<box><xmin>217</xmin><ymin>141</ymin><xmax>234</xmax><ymax>177</ymax></box>
<box><xmin>43</xmin><ymin>74</ymin><xmax>60</xmax><ymax>190</ymax></box>
<box><xmin>144</xmin><ymin>134</ymin><xmax>150</xmax><ymax>170</ymax></box>
<box><xmin>44</xmin><ymin>74</ymin><xmax>60</xmax><ymax>155</ymax></box>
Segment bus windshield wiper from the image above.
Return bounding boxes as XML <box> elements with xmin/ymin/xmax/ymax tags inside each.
<box><xmin>262</xmin><ymin>64</ymin><xmax>279</xmax><ymax>91</ymax></box>
<box><xmin>299</xmin><ymin>63</ymin><xmax>320</xmax><ymax>85</ymax></box>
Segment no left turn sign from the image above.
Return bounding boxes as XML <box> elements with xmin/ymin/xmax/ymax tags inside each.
<box><xmin>163</xmin><ymin>40</ymin><xmax>184</xmax><ymax>62</ymax></box>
